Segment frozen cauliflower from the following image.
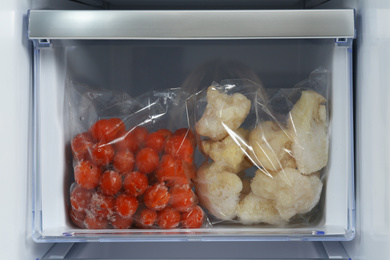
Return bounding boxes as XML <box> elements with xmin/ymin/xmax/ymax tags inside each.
<box><xmin>237</xmin><ymin>192</ymin><xmax>285</xmax><ymax>225</ymax></box>
<box><xmin>287</xmin><ymin>91</ymin><xmax>328</xmax><ymax>174</ymax></box>
<box><xmin>196</xmin><ymin>86</ymin><xmax>251</xmax><ymax>141</ymax></box>
<box><xmin>248</xmin><ymin>121</ymin><xmax>296</xmax><ymax>172</ymax></box>
<box><xmin>195</xmin><ymin>162</ymin><xmax>243</xmax><ymax>220</ymax></box>
<box><xmin>238</xmin><ymin>171</ymin><xmax>252</xmax><ymax>200</ymax></box>
<box><xmin>201</xmin><ymin>128</ymin><xmax>252</xmax><ymax>172</ymax></box>
<box><xmin>251</xmin><ymin>168</ymin><xmax>323</xmax><ymax>221</ymax></box>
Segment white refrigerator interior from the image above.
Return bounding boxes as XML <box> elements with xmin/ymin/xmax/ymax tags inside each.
<box><xmin>343</xmin><ymin>0</ymin><xmax>390</xmax><ymax>259</ymax></box>
<box><xmin>1</xmin><ymin>0</ymin><xmax>389</xmax><ymax>259</ymax></box>
<box><xmin>0</xmin><ymin>1</ymin><xmax>51</xmax><ymax>260</ymax></box>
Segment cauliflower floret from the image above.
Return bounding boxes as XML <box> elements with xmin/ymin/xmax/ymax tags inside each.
<box><xmin>287</xmin><ymin>91</ymin><xmax>328</xmax><ymax>174</ymax></box>
<box><xmin>201</xmin><ymin>128</ymin><xmax>252</xmax><ymax>172</ymax></box>
<box><xmin>237</xmin><ymin>171</ymin><xmax>252</xmax><ymax>200</ymax></box>
<box><xmin>251</xmin><ymin>168</ymin><xmax>323</xmax><ymax>221</ymax></box>
<box><xmin>195</xmin><ymin>162</ymin><xmax>243</xmax><ymax>220</ymax></box>
<box><xmin>237</xmin><ymin>192</ymin><xmax>285</xmax><ymax>225</ymax></box>
<box><xmin>196</xmin><ymin>86</ymin><xmax>251</xmax><ymax>141</ymax></box>
<box><xmin>248</xmin><ymin>121</ymin><xmax>296</xmax><ymax>172</ymax></box>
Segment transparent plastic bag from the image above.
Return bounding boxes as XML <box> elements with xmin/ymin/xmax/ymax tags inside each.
<box><xmin>188</xmin><ymin>67</ymin><xmax>329</xmax><ymax>226</ymax></box>
<box><xmin>66</xmin><ymin>81</ymin><xmax>206</xmax><ymax>230</ymax></box>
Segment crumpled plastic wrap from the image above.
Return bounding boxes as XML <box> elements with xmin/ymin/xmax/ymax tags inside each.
<box><xmin>188</xmin><ymin>67</ymin><xmax>329</xmax><ymax>226</ymax></box>
<box><xmin>66</xmin><ymin>81</ymin><xmax>207</xmax><ymax>229</ymax></box>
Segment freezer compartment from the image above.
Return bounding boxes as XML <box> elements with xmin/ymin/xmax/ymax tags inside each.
<box><xmin>30</xmin><ymin>10</ymin><xmax>354</xmax><ymax>242</ymax></box>
<box><xmin>32</xmin><ymin>38</ymin><xmax>354</xmax><ymax>242</ymax></box>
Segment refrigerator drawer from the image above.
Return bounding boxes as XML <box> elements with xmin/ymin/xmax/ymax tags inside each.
<box><xmin>29</xmin><ymin>10</ymin><xmax>355</xmax><ymax>243</ymax></box>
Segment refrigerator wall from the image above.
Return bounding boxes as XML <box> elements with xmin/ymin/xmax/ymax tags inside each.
<box><xmin>2</xmin><ymin>0</ymin><xmax>390</xmax><ymax>259</ymax></box>
<box><xmin>0</xmin><ymin>2</ymin><xmax>90</xmax><ymax>260</ymax></box>
<box><xmin>320</xmin><ymin>0</ymin><xmax>390</xmax><ymax>259</ymax></box>
<box><xmin>0</xmin><ymin>1</ymin><xmax>51</xmax><ymax>259</ymax></box>
<box><xmin>342</xmin><ymin>0</ymin><xmax>390</xmax><ymax>259</ymax></box>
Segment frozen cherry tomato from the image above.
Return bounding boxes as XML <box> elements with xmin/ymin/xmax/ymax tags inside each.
<box><xmin>181</xmin><ymin>205</ymin><xmax>205</xmax><ymax>229</ymax></box>
<box><xmin>115</xmin><ymin>193</ymin><xmax>138</xmax><ymax>218</ymax></box>
<box><xmin>156</xmin><ymin>155</ymin><xmax>189</xmax><ymax>187</ymax></box>
<box><xmin>84</xmin><ymin>213</ymin><xmax>109</xmax><ymax>229</ymax></box>
<box><xmin>145</xmin><ymin>132</ymin><xmax>166</xmax><ymax>153</ymax></box>
<box><xmin>155</xmin><ymin>129</ymin><xmax>172</xmax><ymax>140</ymax></box>
<box><xmin>91</xmin><ymin>143</ymin><xmax>115</xmax><ymax>166</ymax></box>
<box><xmin>169</xmin><ymin>184</ymin><xmax>197</xmax><ymax>212</ymax></box>
<box><xmin>74</xmin><ymin>160</ymin><xmax>101</xmax><ymax>189</ymax></box>
<box><xmin>99</xmin><ymin>170</ymin><xmax>122</xmax><ymax>196</ymax></box>
<box><xmin>123</xmin><ymin>171</ymin><xmax>148</xmax><ymax>197</ymax></box>
<box><xmin>113</xmin><ymin>150</ymin><xmax>135</xmax><ymax>174</ymax></box>
<box><xmin>164</xmin><ymin>135</ymin><xmax>194</xmax><ymax>164</ymax></box>
<box><xmin>71</xmin><ymin>132</ymin><xmax>95</xmax><ymax>161</ymax></box>
<box><xmin>70</xmin><ymin>207</ymin><xmax>86</xmax><ymax>228</ymax></box>
<box><xmin>70</xmin><ymin>184</ymin><xmax>94</xmax><ymax>212</ymax></box>
<box><xmin>89</xmin><ymin>118</ymin><xmax>125</xmax><ymax>142</ymax></box>
<box><xmin>144</xmin><ymin>183</ymin><xmax>170</xmax><ymax>211</ymax></box>
<box><xmin>173</xmin><ymin>128</ymin><xmax>196</xmax><ymax>148</ymax></box>
<box><xmin>135</xmin><ymin>148</ymin><xmax>159</xmax><ymax>174</ymax></box>
<box><xmin>132</xmin><ymin>126</ymin><xmax>149</xmax><ymax>148</ymax></box>
<box><xmin>156</xmin><ymin>206</ymin><xmax>181</xmax><ymax>229</ymax></box>
<box><xmin>134</xmin><ymin>208</ymin><xmax>157</xmax><ymax>229</ymax></box>
<box><xmin>89</xmin><ymin>192</ymin><xmax>115</xmax><ymax>218</ymax></box>
<box><xmin>110</xmin><ymin>213</ymin><xmax>133</xmax><ymax>229</ymax></box>
<box><xmin>182</xmin><ymin>161</ymin><xmax>197</xmax><ymax>181</ymax></box>
<box><xmin>114</xmin><ymin>131</ymin><xmax>139</xmax><ymax>153</ymax></box>
<box><xmin>70</xmin><ymin>206</ymin><xmax>86</xmax><ymax>221</ymax></box>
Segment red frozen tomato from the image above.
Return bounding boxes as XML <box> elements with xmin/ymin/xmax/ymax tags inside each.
<box><xmin>114</xmin><ymin>131</ymin><xmax>139</xmax><ymax>154</ymax></box>
<box><xmin>173</xmin><ymin>128</ymin><xmax>196</xmax><ymax>148</ymax></box>
<box><xmin>155</xmin><ymin>129</ymin><xmax>172</xmax><ymax>140</ymax></box>
<box><xmin>144</xmin><ymin>183</ymin><xmax>170</xmax><ymax>211</ymax></box>
<box><xmin>71</xmin><ymin>132</ymin><xmax>95</xmax><ymax>161</ymax></box>
<box><xmin>74</xmin><ymin>160</ymin><xmax>101</xmax><ymax>189</ymax></box>
<box><xmin>145</xmin><ymin>132</ymin><xmax>166</xmax><ymax>153</ymax></box>
<box><xmin>156</xmin><ymin>155</ymin><xmax>189</xmax><ymax>187</ymax></box>
<box><xmin>84</xmin><ymin>213</ymin><xmax>109</xmax><ymax>229</ymax></box>
<box><xmin>110</xmin><ymin>213</ymin><xmax>133</xmax><ymax>229</ymax></box>
<box><xmin>91</xmin><ymin>143</ymin><xmax>115</xmax><ymax>166</ymax></box>
<box><xmin>99</xmin><ymin>170</ymin><xmax>122</xmax><ymax>196</ymax></box>
<box><xmin>89</xmin><ymin>192</ymin><xmax>115</xmax><ymax>218</ymax></box>
<box><xmin>132</xmin><ymin>126</ymin><xmax>149</xmax><ymax>148</ymax></box>
<box><xmin>113</xmin><ymin>150</ymin><xmax>135</xmax><ymax>174</ymax></box>
<box><xmin>123</xmin><ymin>171</ymin><xmax>148</xmax><ymax>197</ymax></box>
<box><xmin>135</xmin><ymin>148</ymin><xmax>159</xmax><ymax>174</ymax></box>
<box><xmin>115</xmin><ymin>193</ymin><xmax>139</xmax><ymax>218</ymax></box>
<box><xmin>134</xmin><ymin>208</ymin><xmax>157</xmax><ymax>229</ymax></box>
<box><xmin>164</xmin><ymin>135</ymin><xmax>194</xmax><ymax>164</ymax></box>
<box><xmin>70</xmin><ymin>207</ymin><xmax>86</xmax><ymax>228</ymax></box>
<box><xmin>70</xmin><ymin>184</ymin><xmax>94</xmax><ymax>212</ymax></box>
<box><xmin>181</xmin><ymin>205</ymin><xmax>205</xmax><ymax>229</ymax></box>
<box><xmin>156</xmin><ymin>206</ymin><xmax>181</xmax><ymax>229</ymax></box>
<box><xmin>169</xmin><ymin>184</ymin><xmax>197</xmax><ymax>213</ymax></box>
<box><xmin>182</xmin><ymin>161</ymin><xmax>197</xmax><ymax>181</ymax></box>
<box><xmin>89</xmin><ymin>118</ymin><xmax>125</xmax><ymax>142</ymax></box>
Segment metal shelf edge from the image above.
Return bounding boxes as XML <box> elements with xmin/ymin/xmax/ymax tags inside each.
<box><xmin>28</xmin><ymin>9</ymin><xmax>355</xmax><ymax>40</ymax></box>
